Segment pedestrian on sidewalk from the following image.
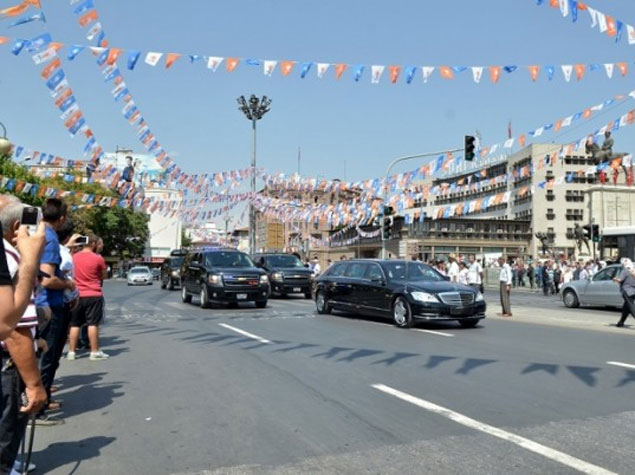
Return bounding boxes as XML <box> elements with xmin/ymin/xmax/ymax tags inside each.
<box><xmin>498</xmin><ymin>256</ymin><xmax>512</xmax><ymax>317</ymax></box>
<box><xmin>614</xmin><ymin>258</ymin><xmax>635</xmax><ymax>327</ymax></box>
<box><xmin>467</xmin><ymin>254</ymin><xmax>483</xmax><ymax>293</ymax></box>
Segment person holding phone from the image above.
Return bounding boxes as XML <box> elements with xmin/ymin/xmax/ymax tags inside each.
<box><xmin>35</xmin><ymin>199</ymin><xmax>74</xmax><ymax>426</ymax></box>
<box><xmin>0</xmin><ymin>195</ymin><xmax>47</xmax><ymax>473</ymax></box>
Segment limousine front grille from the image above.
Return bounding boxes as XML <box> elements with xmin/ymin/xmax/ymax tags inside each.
<box><xmin>437</xmin><ymin>292</ymin><xmax>474</xmax><ymax>306</ymax></box>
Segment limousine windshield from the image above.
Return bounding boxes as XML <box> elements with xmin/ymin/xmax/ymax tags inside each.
<box><xmin>383</xmin><ymin>262</ymin><xmax>445</xmax><ymax>282</ymax></box>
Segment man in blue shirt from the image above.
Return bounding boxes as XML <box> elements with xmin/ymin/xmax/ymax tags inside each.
<box><xmin>35</xmin><ymin>199</ymin><xmax>75</xmax><ymax>425</ymax></box>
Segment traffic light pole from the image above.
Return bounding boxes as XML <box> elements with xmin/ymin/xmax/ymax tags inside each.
<box><xmin>380</xmin><ymin>147</ymin><xmax>464</xmax><ymax>260</ymax></box>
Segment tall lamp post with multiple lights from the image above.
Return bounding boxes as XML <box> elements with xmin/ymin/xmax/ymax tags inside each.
<box><xmin>237</xmin><ymin>94</ymin><xmax>272</xmax><ymax>255</ymax></box>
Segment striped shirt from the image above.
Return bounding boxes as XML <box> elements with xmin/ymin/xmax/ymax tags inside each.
<box><xmin>1</xmin><ymin>239</ymin><xmax>38</xmax><ymax>351</ymax></box>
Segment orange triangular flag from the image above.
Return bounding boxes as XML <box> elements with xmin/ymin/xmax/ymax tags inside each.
<box><xmin>106</xmin><ymin>48</ymin><xmax>122</xmax><ymax>65</ymax></box>
<box><xmin>549</xmin><ymin>0</ymin><xmax>558</xmax><ymax>7</ymax></box>
<box><xmin>439</xmin><ymin>66</ymin><xmax>454</xmax><ymax>79</ymax></box>
<box><xmin>489</xmin><ymin>66</ymin><xmax>501</xmax><ymax>83</ymax></box>
<box><xmin>617</xmin><ymin>62</ymin><xmax>628</xmax><ymax>77</ymax></box>
<box><xmin>554</xmin><ymin>120</ymin><xmax>562</xmax><ymax>132</ymax></box>
<box><xmin>165</xmin><ymin>53</ymin><xmax>180</xmax><ymax>69</ymax></box>
<box><xmin>0</xmin><ymin>3</ymin><xmax>29</xmax><ymax>17</ymax></box>
<box><xmin>226</xmin><ymin>58</ymin><xmax>239</xmax><ymax>72</ymax></box>
<box><xmin>574</xmin><ymin>64</ymin><xmax>585</xmax><ymax>81</ymax></box>
<box><xmin>41</xmin><ymin>58</ymin><xmax>61</xmax><ymax>79</ymax></box>
<box><xmin>519</xmin><ymin>135</ymin><xmax>526</xmax><ymax>147</ymax></box>
<box><xmin>25</xmin><ymin>0</ymin><xmax>41</xmax><ymax>7</ymax></box>
<box><xmin>577</xmin><ymin>2</ymin><xmax>587</xmax><ymax>10</ymax></box>
<box><xmin>388</xmin><ymin>65</ymin><xmax>401</xmax><ymax>84</ymax></box>
<box><xmin>49</xmin><ymin>42</ymin><xmax>64</xmax><ymax>52</ymax></box>
<box><xmin>0</xmin><ymin>37</ymin><xmax>8</xmax><ymax>46</ymax></box>
<box><xmin>334</xmin><ymin>63</ymin><xmax>347</xmax><ymax>79</ymax></box>
<box><xmin>528</xmin><ymin>65</ymin><xmax>540</xmax><ymax>82</ymax></box>
<box><xmin>280</xmin><ymin>60</ymin><xmax>294</xmax><ymax>76</ymax></box>
<box><xmin>583</xmin><ymin>108</ymin><xmax>592</xmax><ymax>119</ymax></box>
<box><xmin>606</xmin><ymin>16</ymin><xmax>617</xmax><ymax>37</ymax></box>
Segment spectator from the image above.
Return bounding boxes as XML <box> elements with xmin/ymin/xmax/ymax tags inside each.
<box><xmin>498</xmin><ymin>257</ymin><xmax>512</xmax><ymax>317</ymax></box>
<box><xmin>35</xmin><ymin>198</ymin><xmax>74</xmax><ymax>425</ymax></box>
<box><xmin>457</xmin><ymin>261</ymin><xmax>469</xmax><ymax>285</ymax></box>
<box><xmin>542</xmin><ymin>260</ymin><xmax>552</xmax><ymax>296</ymax></box>
<box><xmin>309</xmin><ymin>256</ymin><xmax>321</xmax><ymax>277</ymax></box>
<box><xmin>467</xmin><ymin>254</ymin><xmax>483</xmax><ymax>293</ymax></box>
<box><xmin>0</xmin><ymin>196</ymin><xmax>44</xmax><ymax>342</ymax></box>
<box><xmin>68</xmin><ymin>234</ymin><xmax>109</xmax><ymax>360</ymax></box>
<box><xmin>447</xmin><ymin>254</ymin><xmax>460</xmax><ymax>283</ymax></box>
<box><xmin>579</xmin><ymin>264</ymin><xmax>589</xmax><ymax>281</ymax></box>
<box><xmin>435</xmin><ymin>260</ymin><xmax>447</xmax><ymax>277</ymax></box>
<box><xmin>527</xmin><ymin>262</ymin><xmax>535</xmax><ymax>290</ymax></box>
<box><xmin>0</xmin><ymin>195</ymin><xmax>47</xmax><ymax>473</ymax></box>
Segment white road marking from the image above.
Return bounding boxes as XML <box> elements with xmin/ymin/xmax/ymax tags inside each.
<box><xmin>411</xmin><ymin>328</ymin><xmax>454</xmax><ymax>337</ymax></box>
<box><xmin>372</xmin><ymin>384</ymin><xmax>616</xmax><ymax>475</ymax></box>
<box><xmin>607</xmin><ymin>361</ymin><xmax>635</xmax><ymax>370</ymax></box>
<box><xmin>218</xmin><ymin>323</ymin><xmax>272</xmax><ymax>344</ymax></box>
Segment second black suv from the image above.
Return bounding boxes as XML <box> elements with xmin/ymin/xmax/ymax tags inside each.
<box><xmin>180</xmin><ymin>249</ymin><xmax>270</xmax><ymax>308</ymax></box>
<box><xmin>160</xmin><ymin>253</ymin><xmax>185</xmax><ymax>290</ymax></box>
<box><xmin>253</xmin><ymin>253</ymin><xmax>313</xmax><ymax>299</ymax></box>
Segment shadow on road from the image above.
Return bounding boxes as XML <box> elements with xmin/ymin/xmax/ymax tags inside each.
<box><xmin>31</xmin><ymin>436</ymin><xmax>116</xmax><ymax>474</ymax></box>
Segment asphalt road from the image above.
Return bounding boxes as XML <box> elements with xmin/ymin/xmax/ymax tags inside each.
<box><xmin>30</xmin><ymin>281</ymin><xmax>635</xmax><ymax>474</ymax></box>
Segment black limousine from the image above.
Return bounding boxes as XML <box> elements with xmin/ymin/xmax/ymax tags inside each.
<box><xmin>313</xmin><ymin>259</ymin><xmax>486</xmax><ymax>328</ymax></box>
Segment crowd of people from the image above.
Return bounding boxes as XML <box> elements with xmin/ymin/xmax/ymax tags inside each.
<box><xmin>0</xmin><ymin>196</ymin><xmax>109</xmax><ymax>474</ymax></box>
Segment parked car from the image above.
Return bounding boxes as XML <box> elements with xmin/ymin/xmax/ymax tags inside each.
<box><xmin>561</xmin><ymin>264</ymin><xmax>623</xmax><ymax>308</ymax></box>
<box><xmin>313</xmin><ymin>259</ymin><xmax>486</xmax><ymax>328</ymax></box>
<box><xmin>180</xmin><ymin>249</ymin><xmax>270</xmax><ymax>308</ymax></box>
<box><xmin>161</xmin><ymin>255</ymin><xmax>185</xmax><ymax>290</ymax></box>
<box><xmin>252</xmin><ymin>253</ymin><xmax>313</xmax><ymax>298</ymax></box>
<box><xmin>127</xmin><ymin>266</ymin><xmax>154</xmax><ymax>286</ymax></box>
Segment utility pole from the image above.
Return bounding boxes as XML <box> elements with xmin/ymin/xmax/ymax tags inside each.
<box><xmin>297</xmin><ymin>147</ymin><xmax>301</xmax><ymax>175</ymax></box>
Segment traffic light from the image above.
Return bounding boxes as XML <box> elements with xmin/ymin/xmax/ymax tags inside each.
<box><xmin>382</xmin><ymin>216</ymin><xmax>393</xmax><ymax>240</ymax></box>
<box><xmin>591</xmin><ymin>224</ymin><xmax>600</xmax><ymax>242</ymax></box>
<box><xmin>464</xmin><ymin>135</ymin><xmax>476</xmax><ymax>161</ymax></box>
<box><xmin>383</xmin><ymin>205</ymin><xmax>394</xmax><ymax>217</ymax></box>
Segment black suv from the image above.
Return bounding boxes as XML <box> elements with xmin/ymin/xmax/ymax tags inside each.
<box><xmin>253</xmin><ymin>253</ymin><xmax>313</xmax><ymax>299</ymax></box>
<box><xmin>160</xmin><ymin>253</ymin><xmax>185</xmax><ymax>290</ymax></box>
<box><xmin>180</xmin><ymin>249</ymin><xmax>270</xmax><ymax>308</ymax></box>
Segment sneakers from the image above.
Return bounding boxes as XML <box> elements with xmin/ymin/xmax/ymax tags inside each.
<box><xmin>34</xmin><ymin>414</ymin><xmax>64</xmax><ymax>426</ymax></box>
<box><xmin>89</xmin><ymin>350</ymin><xmax>110</xmax><ymax>361</ymax></box>
<box><xmin>66</xmin><ymin>351</ymin><xmax>76</xmax><ymax>360</ymax></box>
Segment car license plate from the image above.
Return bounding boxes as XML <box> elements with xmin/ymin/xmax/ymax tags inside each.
<box><xmin>451</xmin><ymin>307</ymin><xmax>465</xmax><ymax>316</ymax></box>
<box><xmin>293</xmin><ymin>287</ymin><xmax>301</xmax><ymax>293</ymax></box>
<box><xmin>237</xmin><ymin>294</ymin><xmax>247</xmax><ymax>300</ymax></box>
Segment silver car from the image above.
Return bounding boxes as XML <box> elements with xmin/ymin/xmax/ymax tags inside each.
<box><xmin>127</xmin><ymin>266</ymin><xmax>154</xmax><ymax>286</ymax></box>
<box><xmin>561</xmin><ymin>264</ymin><xmax>623</xmax><ymax>308</ymax></box>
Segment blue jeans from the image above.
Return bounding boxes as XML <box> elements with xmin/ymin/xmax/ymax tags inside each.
<box><xmin>37</xmin><ymin>305</ymin><xmax>71</xmax><ymax>413</ymax></box>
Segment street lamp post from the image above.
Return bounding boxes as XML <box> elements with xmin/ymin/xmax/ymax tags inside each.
<box><xmin>380</xmin><ymin>147</ymin><xmax>464</xmax><ymax>260</ymax></box>
<box><xmin>0</xmin><ymin>122</ymin><xmax>13</xmax><ymax>157</ymax></box>
<box><xmin>237</xmin><ymin>95</ymin><xmax>272</xmax><ymax>255</ymax></box>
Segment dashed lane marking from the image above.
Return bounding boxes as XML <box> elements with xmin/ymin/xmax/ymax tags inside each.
<box><xmin>606</xmin><ymin>361</ymin><xmax>635</xmax><ymax>370</ymax></box>
<box><xmin>372</xmin><ymin>383</ymin><xmax>616</xmax><ymax>475</ymax></box>
<box><xmin>218</xmin><ymin>323</ymin><xmax>272</xmax><ymax>344</ymax></box>
<box><xmin>411</xmin><ymin>329</ymin><xmax>454</xmax><ymax>337</ymax></box>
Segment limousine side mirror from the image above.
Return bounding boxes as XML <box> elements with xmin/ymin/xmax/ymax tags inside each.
<box><xmin>371</xmin><ymin>276</ymin><xmax>386</xmax><ymax>286</ymax></box>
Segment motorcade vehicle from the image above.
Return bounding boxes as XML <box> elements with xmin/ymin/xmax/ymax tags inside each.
<box><xmin>180</xmin><ymin>249</ymin><xmax>270</xmax><ymax>308</ymax></box>
<box><xmin>152</xmin><ymin>268</ymin><xmax>160</xmax><ymax>280</ymax></box>
<box><xmin>561</xmin><ymin>264</ymin><xmax>623</xmax><ymax>308</ymax></box>
<box><xmin>313</xmin><ymin>259</ymin><xmax>486</xmax><ymax>328</ymax></box>
<box><xmin>252</xmin><ymin>253</ymin><xmax>313</xmax><ymax>298</ymax></box>
<box><xmin>127</xmin><ymin>266</ymin><xmax>154</xmax><ymax>286</ymax></box>
<box><xmin>160</xmin><ymin>253</ymin><xmax>186</xmax><ymax>290</ymax></box>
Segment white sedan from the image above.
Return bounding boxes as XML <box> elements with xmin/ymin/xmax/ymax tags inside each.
<box><xmin>561</xmin><ymin>265</ymin><xmax>623</xmax><ymax>308</ymax></box>
<box><xmin>127</xmin><ymin>266</ymin><xmax>154</xmax><ymax>286</ymax></box>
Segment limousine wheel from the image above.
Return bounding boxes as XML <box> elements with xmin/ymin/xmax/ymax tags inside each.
<box><xmin>563</xmin><ymin>289</ymin><xmax>579</xmax><ymax>308</ymax></box>
<box><xmin>316</xmin><ymin>291</ymin><xmax>331</xmax><ymax>314</ymax></box>
<box><xmin>181</xmin><ymin>286</ymin><xmax>192</xmax><ymax>304</ymax></box>
<box><xmin>393</xmin><ymin>297</ymin><xmax>413</xmax><ymax>328</ymax></box>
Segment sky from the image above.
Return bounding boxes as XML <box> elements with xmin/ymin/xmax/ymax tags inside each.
<box><xmin>2</xmin><ymin>0</ymin><xmax>635</xmax><ymax>193</ymax></box>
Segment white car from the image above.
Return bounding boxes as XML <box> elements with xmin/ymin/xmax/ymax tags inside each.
<box><xmin>561</xmin><ymin>264</ymin><xmax>623</xmax><ymax>308</ymax></box>
<box><xmin>127</xmin><ymin>266</ymin><xmax>154</xmax><ymax>286</ymax></box>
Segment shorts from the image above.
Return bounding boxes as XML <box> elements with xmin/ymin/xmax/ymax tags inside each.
<box><xmin>70</xmin><ymin>297</ymin><xmax>104</xmax><ymax>327</ymax></box>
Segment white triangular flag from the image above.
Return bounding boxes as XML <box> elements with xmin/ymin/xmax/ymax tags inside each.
<box><xmin>598</xmin><ymin>125</ymin><xmax>607</xmax><ymax>136</ymax></box>
<box><xmin>629</xmin><ymin>89</ymin><xmax>635</xmax><ymax>99</ymax></box>
<box><xmin>561</xmin><ymin>64</ymin><xmax>573</xmax><ymax>82</ymax></box>
<box><xmin>591</xmin><ymin>103</ymin><xmax>604</xmax><ymax>112</ymax></box>
<box><xmin>371</xmin><ymin>65</ymin><xmax>385</xmax><ymax>84</ymax></box>
<box><xmin>604</xmin><ymin>63</ymin><xmax>614</xmax><ymax>79</ymax></box>
<box><xmin>89</xmin><ymin>47</ymin><xmax>106</xmax><ymax>55</ymax></box>
<box><xmin>620</xmin><ymin>113</ymin><xmax>628</xmax><ymax>127</ymax></box>
<box><xmin>627</xmin><ymin>24</ymin><xmax>635</xmax><ymax>45</ymax></box>
<box><xmin>588</xmin><ymin>7</ymin><xmax>597</xmax><ymax>28</ymax></box>
<box><xmin>490</xmin><ymin>144</ymin><xmax>499</xmax><ymax>154</ymax></box>
<box><xmin>86</xmin><ymin>22</ymin><xmax>102</xmax><ymax>41</ymax></box>
<box><xmin>263</xmin><ymin>60</ymin><xmax>277</xmax><ymax>76</ymax></box>
<box><xmin>316</xmin><ymin>63</ymin><xmax>330</xmax><ymax>78</ymax></box>
<box><xmin>534</xmin><ymin>127</ymin><xmax>544</xmax><ymax>137</ymax></box>
<box><xmin>471</xmin><ymin>66</ymin><xmax>483</xmax><ymax>83</ymax></box>
<box><xmin>504</xmin><ymin>138</ymin><xmax>514</xmax><ymax>149</ymax></box>
<box><xmin>145</xmin><ymin>52</ymin><xmax>163</xmax><ymax>66</ymax></box>
<box><xmin>623</xmin><ymin>154</ymin><xmax>632</xmax><ymax>167</ymax></box>
<box><xmin>206</xmin><ymin>56</ymin><xmax>223</xmax><ymax>72</ymax></box>
<box><xmin>562</xmin><ymin>115</ymin><xmax>573</xmax><ymax>127</ymax></box>
<box><xmin>422</xmin><ymin>66</ymin><xmax>435</xmax><ymax>83</ymax></box>
<box><xmin>558</xmin><ymin>0</ymin><xmax>568</xmax><ymax>17</ymax></box>
<box><xmin>597</xmin><ymin>12</ymin><xmax>607</xmax><ymax>32</ymax></box>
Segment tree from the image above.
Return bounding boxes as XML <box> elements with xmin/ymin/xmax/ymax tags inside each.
<box><xmin>181</xmin><ymin>229</ymin><xmax>192</xmax><ymax>248</ymax></box>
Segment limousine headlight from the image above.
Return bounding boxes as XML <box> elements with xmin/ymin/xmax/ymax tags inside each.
<box><xmin>475</xmin><ymin>292</ymin><xmax>484</xmax><ymax>302</ymax></box>
<box><xmin>271</xmin><ymin>272</ymin><xmax>283</xmax><ymax>282</ymax></box>
<box><xmin>260</xmin><ymin>275</ymin><xmax>269</xmax><ymax>284</ymax></box>
<box><xmin>410</xmin><ymin>291</ymin><xmax>439</xmax><ymax>303</ymax></box>
<box><xmin>208</xmin><ymin>274</ymin><xmax>223</xmax><ymax>285</ymax></box>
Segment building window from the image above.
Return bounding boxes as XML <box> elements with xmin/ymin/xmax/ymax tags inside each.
<box><xmin>546</xmin><ymin>190</ymin><xmax>555</xmax><ymax>201</ymax></box>
<box><xmin>546</xmin><ymin>209</ymin><xmax>556</xmax><ymax>220</ymax></box>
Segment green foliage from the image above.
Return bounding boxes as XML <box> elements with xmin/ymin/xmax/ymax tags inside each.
<box><xmin>0</xmin><ymin>153</ymin><xmax>150</xmax><ymax>258</ymax></box>
<box><xmin>181</xmin><ymin>229</ymin><xmax>193</xmax><ymax>248</ymax></box>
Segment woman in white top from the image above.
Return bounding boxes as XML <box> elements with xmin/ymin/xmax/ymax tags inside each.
<box><xmin>458</xmin><ymin>261</ymin><xmax>469</xmax><ymax>285</ymax></box>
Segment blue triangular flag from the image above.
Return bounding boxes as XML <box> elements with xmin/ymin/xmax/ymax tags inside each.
<box><xmin>300</xmin><ymin>62</ymin><xmax>313</xmax><ymax>78</ymax></box>
<box><xmin>127</xmin><ymin>50</ymin><xmax>140</xmax><ymax>70</ymax></box>
<box><xmin>67</xmin><ymin>45</ymin><xmax>85</xmax><ymax>61</ymax></box>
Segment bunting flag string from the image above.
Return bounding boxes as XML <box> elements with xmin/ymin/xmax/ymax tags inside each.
<box><xmin>3</xmin><ymin>32</ymin><xmax>635</xmax><ymax>84</ymax></box>
<box><xmin>535</xmin><ymin>0</ymin><xmax>635</xmax><ymax>46</ymax></box>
